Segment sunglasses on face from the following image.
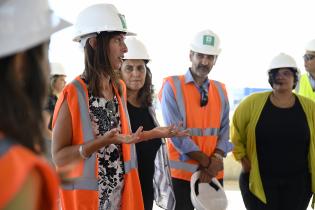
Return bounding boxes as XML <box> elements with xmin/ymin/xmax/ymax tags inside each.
<box><xmin>303</xmin><ymin>54</ymin><xmax>315</xmax><ymax>62</ymax></box>
<box><xmin>200</xmin><ymin>88</ymin><xmax>208</xmax><ymax>107</ymax></box>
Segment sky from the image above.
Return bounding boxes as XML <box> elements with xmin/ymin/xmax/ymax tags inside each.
<box><xmin>49</xmin><ymin>0</ymin><xmax>315</xmax><ymax>91</ymax></box>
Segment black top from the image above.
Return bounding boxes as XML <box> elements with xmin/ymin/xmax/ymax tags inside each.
<box><xmin>256</xmin><ymin>97</ymin><xmax>310</xmax><ymax>180</ymax></box>
<box><xmin>45</xmin><ymin>94</ymin><xmax>58</xmax><ymax>130</ymax></box>
<box><xmin>127</xmin><ymin>102</ymin><xmax>162</xmax><ymax>207</ymax></box>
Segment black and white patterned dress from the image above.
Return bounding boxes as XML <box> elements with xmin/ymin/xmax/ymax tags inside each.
<box><xmin>87</xmin><ymin>88</ymin><xmax>125</xmax><ymax>210</ymax></box>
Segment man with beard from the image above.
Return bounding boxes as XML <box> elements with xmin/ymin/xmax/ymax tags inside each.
<box><xmin>159</xmin><ymin>29</ymin><xmax>233</xmax><ymax>210</ymax></box>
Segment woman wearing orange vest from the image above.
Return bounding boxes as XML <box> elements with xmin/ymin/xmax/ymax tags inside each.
<box><xmin>52</xmin><ymin>4</ymin><xmax>145</xmax><ymax>210</ymax></box>
<box><xmin>0</xmin><ymin>0</ymin><xmax>69</xmax><ymax>209</ymax></box>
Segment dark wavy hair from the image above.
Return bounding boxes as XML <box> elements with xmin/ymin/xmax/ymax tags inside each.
<box><xmin>0</xmin><ymin>42</ymin><xmax>49</xmax><ymax>153</ymax></box>
<box><xmin>135</xmin><ymin>61</ymin><xmax>154</xmax><ymax>107</ymax></box>
<box><xmin>83</xmin><ymin>31</ymin><xmax>123</xmax><ymax>96</ymax></box>
<box><xmin>268</xmin><ymin>68</ymin><xmax>299</xmax><ymax>89</ymax></box>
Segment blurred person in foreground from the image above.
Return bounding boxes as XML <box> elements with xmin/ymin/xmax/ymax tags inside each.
<box><xmin>0</xmin><ymin>0</ymin><xmax>70</xmax><ymax>209</ymax></box>
<box><xmin>231</xmin><ymin>53</ymin><xmax>315</xmax><ymax>210</ymax></box>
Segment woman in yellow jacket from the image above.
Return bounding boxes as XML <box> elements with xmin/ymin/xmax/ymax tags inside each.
<box><xmin>231</xmin><ymin>53</ymin><xmax>315</xmax><ymax>210</ymax></box>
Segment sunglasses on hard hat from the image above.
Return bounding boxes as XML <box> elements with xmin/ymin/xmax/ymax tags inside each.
<box><xmin>303</xmin><ymin>54</ymin><xmax>315</xmax><ymax>62</ymax></box>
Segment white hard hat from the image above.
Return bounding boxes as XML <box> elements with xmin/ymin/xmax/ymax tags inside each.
<box><xmin>73</xmin><ymin>4</ymin><xmax>135</xmax><ymax>43</ymax></box>
<box><xmin>190</xmin><ymin>30</ymin><xmax>221</xmax><ymax>55</ymax></box>
<box><xmin>124</xmin><ymin>37</ymin><xmax>150</xmax><ymax>60</ymax></box>
<box><xmin>0</xmin><ymin>0</ymin><xmax>71</xmax><ymax>58</ymax></box>
<box><xmin>190</xmin><ymin>171</ymin><xmax>228</xmax><ymax>210</ymax></box>
<box><xmin>50</xmin><ymin>62</ymin><xmax>66</xmax><ymax>76</ymax></box>
<box><xmin>268</xmin><ymin>53</ymin><xmax>298</xmax><ymax>72</ymax></box>
<box><xmin>305</xmin><ymin>39</ymin><xmax>315</xmax><ymax>52</ymax></box>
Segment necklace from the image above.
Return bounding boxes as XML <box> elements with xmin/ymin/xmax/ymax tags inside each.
<box><xmin>270</xmin><ymin>93</ymin><xmax>295</xmax><ymax>108</ymax></box>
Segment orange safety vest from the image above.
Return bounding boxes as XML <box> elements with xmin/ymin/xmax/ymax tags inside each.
<box><xmin>52</xmin><ymin>76</ymin><xmax>144</xmax><ymax>210</ymax></box>
<box><xmin>0</xmin><ymin>137</ymin><xmax>59</xmax><ymax>210</ymax></box>
<box><xmin>160</xmin><ymin>75</ymin><xmax>228</xmax><ymax>181</ymax></box>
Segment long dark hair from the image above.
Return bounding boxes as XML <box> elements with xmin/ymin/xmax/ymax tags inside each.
<box><xmin>0</xmin><ymin>42</ymin><xmax>49</xmax><ymax>153</ymax></box>
<box><xmin>83</xmin><ymin>31</ymin><xmax>122</xmax><ymax>96</ymax></box>
<box><xmin>137</xmin><ymin>62</ymin><xmax>154</xmax><ymax>107</ymax></box>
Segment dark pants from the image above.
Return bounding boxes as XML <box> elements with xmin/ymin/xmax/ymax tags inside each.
<box><xmin>239</xmin><ymin>172</ymin><xmax>312</xmax><ymax>210</ymax></box>
<box><xmin>172</xmin><ymin>177</ymin><xmax>224</xmax><ymax>210</ymax></box>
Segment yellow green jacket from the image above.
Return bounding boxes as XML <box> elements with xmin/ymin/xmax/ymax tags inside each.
<box><xmin>296</xmin><ymin>74</ymin><xmax>315</xmax><ymax>101</ymax></box>
<box><xmin>231</xmin><ymin>91</ymin><xmax>315</xmax><ymax>206</ymax></box>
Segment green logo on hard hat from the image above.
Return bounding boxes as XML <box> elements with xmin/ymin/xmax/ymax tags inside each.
<box><xmin>118</xmin><ymin>14</ymin><xmax>127</xmax><ymax>29</ymax></box>
<box><xmin>203</xmin><ymin>35</ymin><xmax>215</xmax><ymax>46</ymax></box>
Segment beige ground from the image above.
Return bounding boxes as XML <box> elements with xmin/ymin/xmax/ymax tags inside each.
<box><xmin>153</xmin><ymin>178</ymin><xmax>313</xmax><ymax>210</ymax></box>
<box><xmin>153</xmin><ymin>179</ymin><xmax>313</xmax><ymax>210</ymax></box>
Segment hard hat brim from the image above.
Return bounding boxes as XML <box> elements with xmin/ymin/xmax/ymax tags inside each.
<box><xmin>73</xmin><ymin>29</ymin><xmax>136</xmax><ymax>42</ymax></box>
<box><xmin>0</xmin><ymin>11</ymin><xmax>72</xmax><ymax>58</ymax></box>
<box><xmin>190</xmin><ymin>45</ymin><xmax>221</xmax><ymax>55</ymax></box>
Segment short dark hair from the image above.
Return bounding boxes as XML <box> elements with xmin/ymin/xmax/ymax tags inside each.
<box><xmin>268</xmin><ymin>68</ymin><xmax>299</xmax><ymax>89</ymax></box>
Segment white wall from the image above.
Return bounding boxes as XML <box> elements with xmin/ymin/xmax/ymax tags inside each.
<box><xmin>49</xmin><ymin>0</ymin><xmax>315</xmax><ymax>90</ymax></box>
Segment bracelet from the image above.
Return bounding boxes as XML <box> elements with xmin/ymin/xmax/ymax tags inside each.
<box><xmin>79</xmin><ymin>145</ymin><xmax>91</xmax><ymax>160</ymax></box>
<box><xmin>212</xmin><ymin>152</ymin><xmax>223</xmax><ymax>161</ymax></box>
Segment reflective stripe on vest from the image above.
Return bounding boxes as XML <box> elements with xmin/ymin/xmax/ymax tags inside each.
<box><xmin>61</xmin><ymin>80</ymin><xmax>97</xmax><ymax>190</ymax></box>
<box><xmin>110</xmin><ymin>83</ymin><xmax>138</xmax><ymax>174</ymax></box>
<box><xmin>0</xmin><ymin>138</ymin><xmax>13</xmax><ymax>157</ymax></box>
<box><xmin>111</xmin><ymin>84</ymin><xmax>138</xmax><ymax>174</ymax></box>
<box><xmin>188</xmin><ymin>128</ymin><xmax>219</xmax><ymax>136</ymax></box>
<box><xmin>172</xmin><ymin>76</ymin><xmax>187</xmax><ymax>127</ymax></box>
<box><xmin>171</xmin><ymin>76</ymin><xmax>226</xmax><ymax>136</ymax></box>
<box><xmin>169</xmin><ymin>160</ymin><xmax>198</xmax><ymax>172</ymax></box>
<box><xmin>61</xmin><ymin>79</ymin><xmax>138</xmax><ymax>190</ymax></box>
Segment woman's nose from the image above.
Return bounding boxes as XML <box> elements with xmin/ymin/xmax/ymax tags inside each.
<box><xmin>132</xmin><ymin>69</ymin><xmax>141</xmax><ymax>76</ymax></box>
<box><xmin>122</xmin><ymin>42</ymin><xmax>128</xmax><ymax>53</ymax></box>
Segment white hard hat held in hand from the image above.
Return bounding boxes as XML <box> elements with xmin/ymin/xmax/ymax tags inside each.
<box><xmin>190</xmin><ymin>171</ymin><xmax>228</xmax><ymax>210</ymax></box>
<box><xmin>73</xmin><ymin>3</ymin><xmax>135</xmax><ymax>45</ymax></box>
<box><xmin>0</xmin><ymin>0</ymin><xmax>71</xmax><ymax>58</ymax></box>
<box><xmin>124</xmin><ymin>37</ymin><xmax>150</xmax><ymax>60</ymax></box>
<box><xmin>190</xmin><ymin>30</ymin><xmax>221</xmax><ymax>55</ymax></box>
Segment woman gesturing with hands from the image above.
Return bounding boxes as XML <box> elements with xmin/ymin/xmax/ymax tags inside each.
<box><xmin>52</xmin><ymin>4</ymin><xmax>147</xmax><ymax>210</ymax></box>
